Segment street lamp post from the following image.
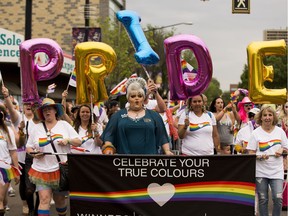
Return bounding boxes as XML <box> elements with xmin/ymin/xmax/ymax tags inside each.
<box><xmin>144</xmin><ymin>22</ymin><xmax>193</xmax><ymax>32</ymax></box>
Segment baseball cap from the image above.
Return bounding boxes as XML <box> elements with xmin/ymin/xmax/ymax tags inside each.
<box><xmin>249</xmin><ymin>108</ymin><xmax>260</xmax><ymax>115</ymax></box>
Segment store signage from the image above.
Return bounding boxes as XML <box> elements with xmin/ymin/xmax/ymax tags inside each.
<box><xmin>0</xmin><ymin>28</ymin><xmax>24</xmax><ymax>63</ymax></box>
<box><xmin>0</xmin><ymin>28</ymin><xmax>74</xmax><ymax>74</ymax></box>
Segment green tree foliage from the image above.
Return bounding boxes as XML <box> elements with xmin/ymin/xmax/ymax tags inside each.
<box><xmin>98</xmin><ymin>19</ymin><xmax>225</xmax><ymax>100</ymax></box>
<box><xmin>203</xmin><ymin>78</ymin><xmax>223</xmax><ymax>106</ymax></box>
<box><xmin>98</xmin><ymin>20</ymin><xmax>175</xmax><ymax>94</ymax></box>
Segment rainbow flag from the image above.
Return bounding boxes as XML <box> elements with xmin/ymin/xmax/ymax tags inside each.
<box><xmin>168</xmin><ymin>101</ymin><xmax>176</xmax><ymax>109</ymax></box>
<box><xmin>110</xmin><ymin>73</ymin><xmax>138</xmax><ymax>96</ymax></box>
<box><xmin>181</xmin><ymin>59</ymin><xmax>197</xmax><ymax>81</ymax></box>
<box><xmin>0</xmin><ymin>161</ymin><xmax>21</xmax><ymax>185</ymax></box>
<box><xmin>110</xmin><ymin>78</ymin><xmax>128</xmax><ymax>96</ymax></box>
<box><xmin>69</xmin><ymin>69</ymin><xmax>77</xmax><ymax>87</ymax></box>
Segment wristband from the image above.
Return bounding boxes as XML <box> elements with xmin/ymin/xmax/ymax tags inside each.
<box><xmin>102</xmin><ymin>143</ymin><xmax>116</xmax><ymax>153</ymax></box>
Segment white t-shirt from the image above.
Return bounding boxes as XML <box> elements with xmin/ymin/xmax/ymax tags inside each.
<box><xmin>0</xmin><ymin>126</ymin><xmax>17</xmax><ymax>164</ymax></box>
<box><xmin>26</xmin><ymin>120</ymin><xmax>81</xmax><ymax>172</ymax></box>
<box><xmin>94</xmin><ymin>106</ymin><xmax>108</xmax><ymax>134</ymax></box>
<box><xmin>235</xmin><ymin>121</ymin><xmax>255</xmax><ymax>148</ymax></box>
<box><xmin>179</xmin><ymin>111</ymin><xmax>216</xmax><ymax>155</ymax></box>
<box><xmin>75</xmin><ymin>126</ymin><xmax>102</xmax><ymax>154</ymax></box>
<box><xmin>145</xmin><ymin>100</ymin><xmax>157</xmax><ymax>111</ymax></box>
<box><xmin>247</xmin><ymin>126</ymin><xmax>288</xmax><ymax>179</ymax></box>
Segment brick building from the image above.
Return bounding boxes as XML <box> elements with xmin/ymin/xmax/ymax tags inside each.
<box><xmin>0</xmin><ymin>0</ymin><xmax>125</xmax><ymax>101</ymax></box>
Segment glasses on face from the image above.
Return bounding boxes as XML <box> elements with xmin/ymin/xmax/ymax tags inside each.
<box><xmin>244</xmin><ymin>104</ymin><xmax>253</xmax><ymax>108</ymax></box>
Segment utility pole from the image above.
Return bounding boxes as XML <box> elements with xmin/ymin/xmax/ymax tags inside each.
<box><xmin>84</xmin><ymin>0</ymin><xmax>90</xmax><ymax>42</ymax></box>
<box><xmin>25</xmin><ymin>0</ymin><xmax>32</xmax><ymax>40</ymax></box>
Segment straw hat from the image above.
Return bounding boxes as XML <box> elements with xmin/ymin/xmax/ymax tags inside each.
<box><xmin>36</xmin><ymin>98</ymin><xmax>64</xmax><ymax>121</ymax></box>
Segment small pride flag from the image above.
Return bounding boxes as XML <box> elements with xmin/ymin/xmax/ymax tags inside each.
<box><xmin>181</xmin><ymin>59</ymin><xmax>197</xmax><ymax>81</ymax></box>
<box><xmin>110</xmin><ymin>73</ymin><xmax>138</xmax><ymax>96</ymax></box>
<box><xmin>69</xmin><ymin>70</ymin><xmax>77</xmax><ymax>87</ymax></box>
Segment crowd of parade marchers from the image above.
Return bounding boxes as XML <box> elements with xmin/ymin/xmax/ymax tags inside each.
<box><xmin>0</xmin><ymin>77</ymin><xmax>287</xmax><ymax>216</ymax></box>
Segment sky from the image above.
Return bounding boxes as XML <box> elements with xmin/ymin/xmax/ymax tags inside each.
<box><xmin>125</xmin><ymin>0</ymin><xmax>287</xmax><ymax>91</ymax></box>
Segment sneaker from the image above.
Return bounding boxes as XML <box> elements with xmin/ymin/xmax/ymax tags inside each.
<box><xmin>8</xmin><ymin>188</ymin><xmax>16</xmax><ymax>197</ymax></box>
<box><xmin>4</xmin><ymin>205</ymin><xmax>10</xmax><ymax>211</ymax></box>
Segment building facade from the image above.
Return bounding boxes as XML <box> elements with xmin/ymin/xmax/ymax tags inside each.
<box><xmin>263</xmin><ymin>28</ymin><xmax>288</xmax><ymax>44</ymax></box>
<box><xmin>0</xmin><ymin>0</ymin><xmax>125</xmax><ymax>101</ymax></box>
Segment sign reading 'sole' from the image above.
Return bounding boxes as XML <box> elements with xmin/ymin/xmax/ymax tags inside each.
<box><xmin>0</xmin><ymin>28</ymin><xmax>24</xmax><ymax>62</ymax></box>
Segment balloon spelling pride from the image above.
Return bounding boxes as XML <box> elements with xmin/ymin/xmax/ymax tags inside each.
<box><xmin>247</xmin><ymin>39</ymin><xmax>287</xmax><ymax>104</ymax></box>
<box><xmin>19</xmin><ymin>38</ymin><xmax>63</xmax><ymax>103</ymax></box>
<box><xmin>164</xmin><ymin>34</ymin><xmax>213</xmax><ymax>100</ymax></box>
<box><xmin>74</xmin><ymin>42</ymin><xmax>117</xmax><ymax>104</ymax></box>
<box><xmin>116</xmin><ymin>10</ymin><xmax>159</xmax><ymax>65</ymax></box>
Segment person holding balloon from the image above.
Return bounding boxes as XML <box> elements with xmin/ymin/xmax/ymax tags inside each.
<box><xmin>101</xmin><ymin>77</ymin><xmax>173</xmax><ymax>155</ymax></box>
<box><xmin>247</xmin><ymin>106</ymin><xmax>288</xmax><ymax>216</ymax></box>
<box><xmin>26</xmin><ymin>98</ymin><xmax>81</xmax><ymax>216</ymax></box>
<box><xmin>73</xmin><ymin>104</ymin><xmax>102</xmax><ymax>154</ymax></box>
<box><xmin>178</xmin><ymin>95</ymin><xmax>220</xmax><ymax>155</ymax></box>
<box><xmin>144</xmin><ymin>79</ymin><xmax>167</xmax><ymax>113</ymax></box>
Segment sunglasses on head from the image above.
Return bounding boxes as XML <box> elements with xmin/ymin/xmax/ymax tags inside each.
<box><xmin>244</xmin><ymin>104</ymin><xmax>253</xmax><ymax>107</ymax></box>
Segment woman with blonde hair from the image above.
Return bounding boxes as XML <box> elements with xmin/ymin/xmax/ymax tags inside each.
<box><xmin>247</xmin><ymin>106</ymin><xmax>288</xmax><ymax>216</ymax></box>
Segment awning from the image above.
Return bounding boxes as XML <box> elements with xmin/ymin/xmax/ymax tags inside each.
<box><xmin>37</xmin><ymin>85</ymin><xmax>76</xmax><ymax>101</ymax></box>
<box><xmin>4</xmin><ymin>81</ymin><xmax>21</xmax><ymax>95</ymax></box>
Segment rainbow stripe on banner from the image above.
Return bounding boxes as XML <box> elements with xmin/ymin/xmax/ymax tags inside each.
<box><xmin>70</xmin><ymin>181</ymin><xmax>255</xmax><ymax>206</ymax></box>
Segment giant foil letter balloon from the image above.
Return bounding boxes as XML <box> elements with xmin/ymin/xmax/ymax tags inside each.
<box><xmin>164</xmin><ymin>34</ymin><xmax>213</xmax><ymax>100</ymax></box>
<box><xmin>247</xmin><ymin>40</ymin><xmax>287</xmax><ymax>104</ymax></box>
<box><xmin>116</xmin><ymin>10</ymin><xmax>159</xmax><ymax>65</ymax></box>
<box><xmin>20</xmin><ymin>38</ymin><xmax>63</xmax><ymax>103</ymax></box>
<box><xmin>75</xmin><ymin>42</ymin><xmax>117</xmax><ymax>104</ymax></box>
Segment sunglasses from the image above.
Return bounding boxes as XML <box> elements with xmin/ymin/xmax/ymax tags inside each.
<box><xmin>244</xmin><ymin>104</ymin><xmax>253</xmax><ymax>108</ymax></box>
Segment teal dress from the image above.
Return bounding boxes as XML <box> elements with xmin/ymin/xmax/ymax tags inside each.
<box><xmin>101</xmin><ymin>109</ymin><xmax>169</xmax><ymax>154</ymax></box>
